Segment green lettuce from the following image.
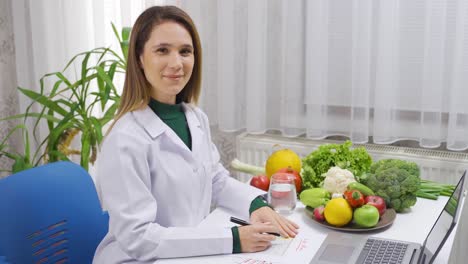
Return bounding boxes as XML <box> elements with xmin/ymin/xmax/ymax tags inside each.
<box><xmin>301</xmin><ymin>141</ymin><xmax>372</xmax><ymax>189</ymax></box>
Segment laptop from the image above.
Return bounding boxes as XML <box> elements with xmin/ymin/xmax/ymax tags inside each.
<box><xmin>311</xmin><ymin>171</ymin><xmax>466</xmax><ymax>264</ymax></box>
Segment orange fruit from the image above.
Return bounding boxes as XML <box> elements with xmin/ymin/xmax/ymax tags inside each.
<box><xmin>265</xmin><ymin>149</ymin><xmax>301</xmax><ymax>178</ymax></box>
<box><xmin>324</xmin><ymin>198</ymin><xmax>353</xmax><ymax>227</ymax></box>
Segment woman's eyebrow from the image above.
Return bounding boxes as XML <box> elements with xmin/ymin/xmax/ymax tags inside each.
<box><xmin>151</xmin><ymin>43</ymin><xmax>193</xmax><ymax>49</ymax></box>
<box><xmin>180</xmin><ymin>44</ymin><xmax>194</xmax><ymax>49</ymax></box>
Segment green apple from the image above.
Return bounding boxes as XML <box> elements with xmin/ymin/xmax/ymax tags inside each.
<box><xmin>353</xmin><ymin>205</ymin><xmax>380</xmax><ymax>228</ymax></box>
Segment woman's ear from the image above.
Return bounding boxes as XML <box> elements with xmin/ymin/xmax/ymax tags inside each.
<box><xmin>139</xmin><ymin>55</ymin><xmax>144</xmax><ymax>69</ymax></box>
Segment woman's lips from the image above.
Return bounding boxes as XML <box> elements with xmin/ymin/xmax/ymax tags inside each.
<box><xmin>164</xmin><ymin>74</ymin><xmax>183</xmax><ymax>80</ymax></box>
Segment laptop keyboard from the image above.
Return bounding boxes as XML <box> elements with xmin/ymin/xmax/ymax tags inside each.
<box><xmin>356</xmin><ymin>238</ymin><xmax>408</xmax><ymax>264</ymax></box>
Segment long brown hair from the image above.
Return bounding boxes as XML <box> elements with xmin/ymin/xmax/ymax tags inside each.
<box><xmin>110</xmin><ymin>6</ymin><xmax>202</xmax><ymax>131</ymax></box>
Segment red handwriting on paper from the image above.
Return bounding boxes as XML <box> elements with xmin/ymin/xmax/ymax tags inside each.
<box><xmin>295</xmin><ymin>238</ymin><xmax>309</xmax><ymax>252</ymax></box>
<box><xmin>240</xmin><ymin>258</ymin><xmax>272</xmax><ymax>264</ymax></box>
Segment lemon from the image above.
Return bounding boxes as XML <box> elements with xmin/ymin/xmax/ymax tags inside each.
<box><xmin>265</xmin><ymin>148</ymin><xmax>301</xmax><ymax>178</ymax></box>
<box><xmin>324</xmin><ymin>198</ymin><xmax>353</xmax><ymax>227</ymax></box>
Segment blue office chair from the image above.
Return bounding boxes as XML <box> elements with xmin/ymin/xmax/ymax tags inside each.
<box><xmin>0</xmin><ymin>161</ymin><xmax>108</xmax><ymax>263</ymax></box>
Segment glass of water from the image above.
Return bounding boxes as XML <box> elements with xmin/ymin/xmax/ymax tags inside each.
<box><xmin>267</xmin><ymin>173</ymin><xmax>297</xmax><ymax>214</ymax></box>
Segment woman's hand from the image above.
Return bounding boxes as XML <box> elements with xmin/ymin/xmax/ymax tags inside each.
<box><xmin>250</xmin><ymin>206</ymin><xmax>299</xmax><ymax>238</ymax></box>
<box><xmin>238</xmin><ymin>223</ymin><xmax>278</xmax><ymax>253</ymax></box>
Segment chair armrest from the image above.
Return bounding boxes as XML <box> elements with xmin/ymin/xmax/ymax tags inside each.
<box><xmin>0</xmin><ymin>256</ymin><xmax>10</xmax><ymax>264</ymax></box>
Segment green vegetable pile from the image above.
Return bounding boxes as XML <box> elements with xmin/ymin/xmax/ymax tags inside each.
<box><xmin>416</xmin><ymin>179</ymin><xmax>456</xmax><ymax>200</ymax></box>
<box><xmin>301</xmin><ymin>141</ymin><xmax>372</xmax><ymax>189</ymax></box>
<box><xmin>362</xmin><ymin>159</ymin><xmax>420</xmax><ymax>212</ymax></box>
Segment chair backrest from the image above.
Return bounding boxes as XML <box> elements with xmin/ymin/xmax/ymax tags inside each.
<box><xmin>0</xmin><ymin>161</ymin><xmax>108</xmax><ymax>264</ymax></box>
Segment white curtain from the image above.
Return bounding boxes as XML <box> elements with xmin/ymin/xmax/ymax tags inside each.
<box><xmin>11</xmin><ymin>0</ymin><xmax>468</xmax><ymax>152</ymax></box>
<box><xmin>183</xmin><ymin>0</ymin><xmax>468</xmax><ymax>151</ymax></box>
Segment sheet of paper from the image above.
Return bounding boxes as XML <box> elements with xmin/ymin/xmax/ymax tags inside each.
<box><xmin>155</xmin><ymin>229</ymin><xmax>327</xmax><ymax>264</ymax></box>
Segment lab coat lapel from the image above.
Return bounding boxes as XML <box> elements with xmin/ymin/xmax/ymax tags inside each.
<box><xmin>131</xmin><ymin>106</ymin><xmax>165</xmax><ymax>139</ymax></box>
<box><xmin>183</xmin><ymin>104</ymin><xmax>205</xmax><ymax>162</ymax></box>
<box><xmin>131</xmin><ymin>106</ymin><xmax>192</xmax><ymax>156</ymax></box>
<box><xmin>183</xmin><ymin>104</ymin><xmax>210</xmax><ymax>220</ymax></box>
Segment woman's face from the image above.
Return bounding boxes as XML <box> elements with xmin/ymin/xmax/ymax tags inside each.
<box><xmin>140</xmin><ymin>21</ymin><xmax>194</xmax><ymax>104</ymax></box>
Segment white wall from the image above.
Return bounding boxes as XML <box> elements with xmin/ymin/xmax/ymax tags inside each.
<box><xmin>0</xmin><ymin>0</ymin><xmax>20</xmax><ymax>177</ymax></box>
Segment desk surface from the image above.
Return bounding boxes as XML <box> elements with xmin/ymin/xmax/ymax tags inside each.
<box><xmin>158</xmin><ymin>196</ymin><xmax>463</xmax><ymax>264</ymax></box>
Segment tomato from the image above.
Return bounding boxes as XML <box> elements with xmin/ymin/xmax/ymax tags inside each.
<box><xmin>343</xmin><ymin>189</ymin><xmax>365</xmax><ymax>208</ymax></box>
<box><xmin>276</xmin><ymin>167</ymin><xmax>302</xmax><ymax>193</ymax></box>
<box><xmin>250</xmin><ymin>174</ymin><xmax>270</xmax><ymax>191</ymax></box>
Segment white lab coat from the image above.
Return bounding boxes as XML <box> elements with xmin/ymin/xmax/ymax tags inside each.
<box><xmin>93</xmin><ymin>104</ymin><xmax>264</xmax><ymax>263</ymax></box>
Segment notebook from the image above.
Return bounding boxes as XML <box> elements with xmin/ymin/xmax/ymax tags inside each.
<box><xmin>311</xmin><ymin>171</ymin><xmax>466</xmax><ymax>264</ymax></box>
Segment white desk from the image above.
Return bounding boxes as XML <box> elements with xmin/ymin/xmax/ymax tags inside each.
<box><xmin>157</xmin><ymin>196</ymin><xmax>464</xmax><ymax>264</ymax></box>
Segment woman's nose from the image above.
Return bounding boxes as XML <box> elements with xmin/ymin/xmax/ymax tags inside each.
<box><xmin>167</xmin><ymin>52</ymin><xmax>183</xmax><ymax>70</ymax></box>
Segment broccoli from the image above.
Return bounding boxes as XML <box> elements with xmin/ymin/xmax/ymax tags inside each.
<box><xmin>370</xmin><ymin>159</ymin><xmax>420</xmax><ymax>178</ymax></box>
<box><xmin>363</xmin><ymin>159</ymin><xmax>421</xmax><ymax>212</ymax></box>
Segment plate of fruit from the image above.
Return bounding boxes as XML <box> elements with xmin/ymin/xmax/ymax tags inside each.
<box><xmin>305</xmin><ymin>204</ymin><xmax>396</xmax><ymax>232</ymax></box>
<box><xmin>301</xmin><ymin>182</ymin><xmax>396</xmax><ymax>232</ymax></box>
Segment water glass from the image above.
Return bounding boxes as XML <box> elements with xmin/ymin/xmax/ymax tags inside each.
<box><xmin>267</xmin><ymin>173</ymin><xmax>297</xmax><ymax>214</ymax></box>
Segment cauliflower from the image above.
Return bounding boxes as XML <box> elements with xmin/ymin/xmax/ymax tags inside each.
<box><xmin>323</xmin><ymin>167</ymin><xmax>356</xmax><ymax>195</ymax></box>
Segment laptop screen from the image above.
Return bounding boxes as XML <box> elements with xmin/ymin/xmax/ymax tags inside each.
<box><xmin>420</xmin><ymin>171</ymin><xmax>465</xmax><ymax>263</ymax></box>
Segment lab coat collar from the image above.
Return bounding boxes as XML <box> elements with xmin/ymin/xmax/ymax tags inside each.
<box><xmin>181</xmin><ymin>103</ymin><xmax>201</xmax><ymax>130</ymax></box>
<box><xmin>131</xmin><ymin>103</ymin><xmax>203</xmax><ymax>143</ymax></box>
<box><xmin>131</xmin><ymin>106</ymin><xmax>166</xmax><ymax>139</ymax></box>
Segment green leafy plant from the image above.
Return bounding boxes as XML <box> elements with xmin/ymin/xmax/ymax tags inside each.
<box><xmin>0</xmin><ymin>24</ymin><xmax>131</xmax><ymax>173</ymax></box>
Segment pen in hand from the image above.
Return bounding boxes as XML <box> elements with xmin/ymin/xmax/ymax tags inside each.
<box><xmin>230</xmin><ymin>216</ymin><xmax>281</xmax><ymax>237</ymax></box>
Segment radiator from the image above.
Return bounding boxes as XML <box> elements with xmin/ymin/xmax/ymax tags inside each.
<box><xmin>235</xmin><ymin>132</ymin><xmax>468</xmax><ymax>184</ymax></box>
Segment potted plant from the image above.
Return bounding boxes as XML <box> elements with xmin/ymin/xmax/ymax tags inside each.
<box><xmin>0</xmin><ymin>24</ymin><xmax>130</xmax><ymax>173</ymax></box>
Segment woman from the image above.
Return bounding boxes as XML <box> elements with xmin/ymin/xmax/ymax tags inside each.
<box><xmin>93</xmin><ymin>6</ymin><xmax>298</xmax><ymax>263</ymax></box>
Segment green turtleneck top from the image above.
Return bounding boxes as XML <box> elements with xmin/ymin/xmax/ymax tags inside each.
<box><xmin>148</xmin><ymin>98</ymin><xmax>269</xmax><ymax>253</ymax></box>
<box><xmin>148</xmin><ymin>98</ymin><xmax>192</xmax><ymax>149</ymax></box>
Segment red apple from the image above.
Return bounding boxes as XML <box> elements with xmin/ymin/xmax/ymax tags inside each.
<box><xmin>250</xmin><ymin>174</ymin><xmax>270</xmax><ymax>191</ymax></box>
<box><xmin>276</xmin><ymin>167</ymin><xmax>302</xmax><ymax>193</ymax></box>
<box><xmin>365</xmin><ymin>195</ymin><xmax>387</xmax><ymax>216</ymax></box>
